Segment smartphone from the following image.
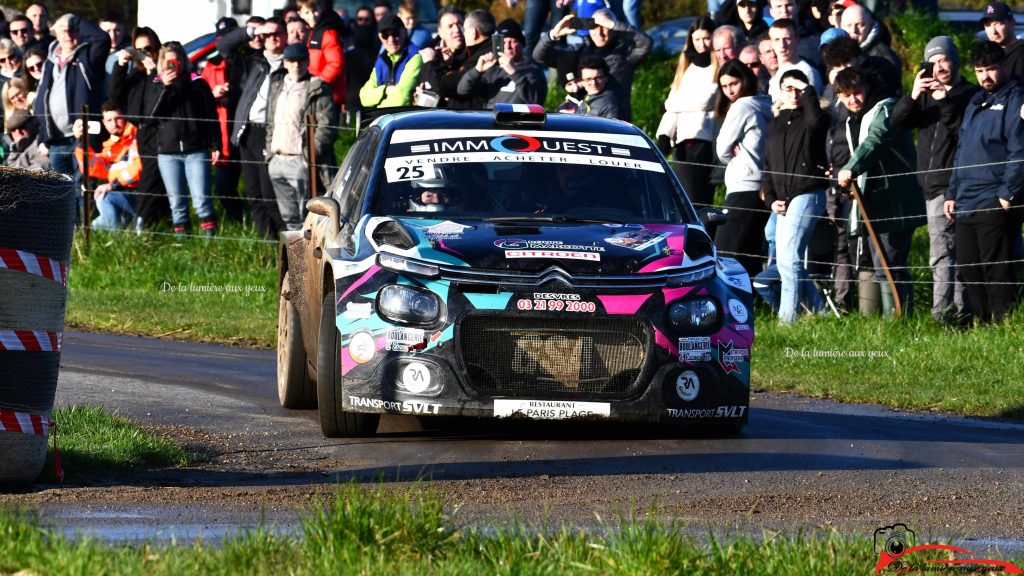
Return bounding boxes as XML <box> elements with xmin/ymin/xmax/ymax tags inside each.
<box><xmin>919</xmin><ymin>61</ymin><xmax>933</xmax><ymax>78</ymax></box>
<box><xmin>491</xmin><ymin>33</ymin><xmax>505</xmax><ymax>59</ymax></box>
<box><xmin>568</xmin><ymin>16</ymin><xmax>595</xmax><ymax>30</ymax></box>
<box><xmin>127</xmin><ymin>48</ymin><xmax>148</xmax><ymax>61</ymax></box>
<box><xmin>87</xmin><ymin>121</ymin><xmax>102</xmax><ymax>135</ymax></box>
<box><xmin>164</xmin><ymin>56</ymin><xmax>179</xmax><ymax>73</ymax></box>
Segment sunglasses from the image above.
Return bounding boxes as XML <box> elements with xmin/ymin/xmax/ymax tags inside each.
<box><xmin>27</xmin><ymin>62</ymin><xmax>43</xmax><ymax>71</ymax></box>
<box><xmin>10</xmin><ymin>27</ymin><xmax>29</xmax><ymax>36</ymax></box>
<box><xmin>257</xmin><ymin>32</ymin><xmax>282</xmax><ymax>40</ymax></box>
<box><xmin>356</xmin><ymin>16</ymin><xmax>371</xmax><ymax>23</ymax></box>
<box><xmin>380</xmin><ymin>30</ymin><xmax>402</xmax><ymax>39</ymax></box>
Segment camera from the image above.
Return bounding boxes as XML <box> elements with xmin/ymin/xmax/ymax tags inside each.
<box><xmin>873</xmin><ymin>524</ymin><xmax>915</xmax><ymax>557</ymax></box>
<box><xmin>568</xmin><ymin>16</ymin><xmax>596</xmax><ymax>30</ymax></box>
<box><xmin>491</xmin><ymin>33</ymin><xmax>506</xmax><ymax>60</ymax></box>
<box><xmin>919</xmin><ymin>61</ymin><xmax>934</xmax><ymax>79</ymax></box>
<box><xmin>127</xmin><ymin>48</ymin><xmax>149</xmax><ymax>62</ymax></box>
<box><xmin>414</xmin><ymin>89</ymin><xmax>440</xmax><ymax>108</ymax></box>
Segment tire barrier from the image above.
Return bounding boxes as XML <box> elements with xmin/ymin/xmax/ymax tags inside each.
<box><xmin>0</xmin><ymin>167</ymin><xmax>74</xmax><ymax>485</ymax></box>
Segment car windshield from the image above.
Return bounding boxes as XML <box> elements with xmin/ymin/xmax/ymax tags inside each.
<box><xmin>374</xmin><ymin>129</ymin><xmax>691</xmax><ymax>224</ymax></box>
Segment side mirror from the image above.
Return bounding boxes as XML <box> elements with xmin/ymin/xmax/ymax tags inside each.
<box><xmin>306</xmin><ymin>197</ymin><xmax>342</xmax><ymax>244</ymax></box>
<box><xmin>697</xmin><ymin>207</ymin><xmax>728</xmax><ymax>233</ymax></box>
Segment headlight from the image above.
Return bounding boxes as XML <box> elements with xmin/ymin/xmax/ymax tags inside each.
<box><xmin>667</xmin><ymin>298</ymin><xmax>719</xmax><ymax>330</ymax></box>
<box><xmin>377</xmin><ymin>284</ymin><xmax>443</xmax><ymax>325</ymax></box>
<box><xmin>378</xmin><ymin>253</ymin><xmax>440</xmax><ymax>278</ymax></box>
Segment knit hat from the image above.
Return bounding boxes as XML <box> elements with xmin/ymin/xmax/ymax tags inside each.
<box><xmin>496</xmin><ymin>19</ymin><xmax>525</xmax><ymax>45</ymax></box>
<box><xmin>924</xmin><ymin>35</ymin><xmax>959</xmax><ymax>65</ymax></box>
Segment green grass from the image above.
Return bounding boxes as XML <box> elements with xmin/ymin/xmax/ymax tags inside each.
<box><xmin>752</xmin><ymin>308</ymin><xmax>1024</xmax><ymax>419</ymax></box>
<box><xmin>42</xmin><ymin>405</ymin><xmax>193</xmax><ymax>482</ymax></box>
<box><xmin>1</xmin><ymin>483</ymin><xmax>967</xmax><ymax>575</ymax></box>
<box><xmin>66</xmin><ymin>223</ymin><xmax>278</xmax><ymax>347</ymax></box>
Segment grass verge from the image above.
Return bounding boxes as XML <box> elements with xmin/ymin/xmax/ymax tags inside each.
<box><xmin>66</xmin><ymin>223</ymin><xmax>278</xmax><ymax>348</ymax></box>
<box><xmin>41</xmin><ymin>405</ymin><xmax>193</xmax><ymax>482</ymax></box>
<box><xmin>8</xmin><ymin>483</ymin><xmax>1009</xmax><ymax>575</ymax></box>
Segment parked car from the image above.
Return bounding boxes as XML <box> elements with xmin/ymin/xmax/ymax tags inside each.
<box><xmin>277</xmin><ymin>104</ymin><xmax>754</xmax><ymax>438</ymax></box>
<box><xmin>645</xmin><ymin>16</ymin><xmax>695</xmax><ymax>54</ymax></box>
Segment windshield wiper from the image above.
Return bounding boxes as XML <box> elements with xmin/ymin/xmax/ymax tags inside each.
<box><xmin>485</xmin><ymin>216</ymin><xmax>622</xmax><ymax>224</ymax></box>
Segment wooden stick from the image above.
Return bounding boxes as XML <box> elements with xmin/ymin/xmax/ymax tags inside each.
<box><xmin>849</xmin><ymin>181</ymin><xmax>902</xmax><ymax>317</ymax></box>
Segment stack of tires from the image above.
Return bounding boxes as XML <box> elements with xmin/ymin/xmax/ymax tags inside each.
<box><xmin>0</xmin><ymin>168</ymin><xmax>74</xmax><ymax>484</ymax></box>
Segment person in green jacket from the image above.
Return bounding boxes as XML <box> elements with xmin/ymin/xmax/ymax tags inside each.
<box><xmin>835</xmin><ymin>68</ymin><xmax>926</xmax><ymax>316</ymax></box>
<box><xmin>360</xmin><ymin>13</ymin><xmax>423</xmax><ymax>109</ymax></box>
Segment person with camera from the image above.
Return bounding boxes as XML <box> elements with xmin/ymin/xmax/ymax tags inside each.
<box><xmin>265</xmin><ymin>43</ymin><xmax>337</xmax><ymax>231</ymax></box>
<box><xmin>360</xmin><ymin>14</ymin><xmax>423</xmax><ymax>108</ymax></box>
<box><xmin>144</xmin><ymin>42</ymin><xmax>220</xmax><ymax>236</ymax></box>
<box><xmin>416</xmin><ymin>6</ymin><xmax>465</xmax><ymax>109</ymax></box>
<box><xmin>533</xmin><ymin>8</ymin><xmax>651</xmax><ymax>121</ymax></box>
<box><xmin>456</xmin><ymin>20</ymin><xmax>546</xmax><ymax>106</ymax></box>
<box><xmin>32</xmin><ymin>13</ymin><xmax>110</xmax><ymax>182</ymax></box>
<box><xmin>890</xmin><ymin>36</ymin><xmax>979</xmax><ymax>325</ymax></box>
<box><xmin>945</xmin><ymin>41</ymin><xmax>1024</xmax><ymax>324</ymax></box>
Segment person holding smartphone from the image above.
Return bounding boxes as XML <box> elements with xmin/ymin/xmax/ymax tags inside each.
<box><xmin>456</xmin><ymin>20</ymin><xmax>546</xmax><ymax>106</ymax></box>
<box><xmin>890</xmin><ymin>36</ymin><xmax>980</xmax><ymax>325</ymax></box>
<box><xmin>145</xmin><ymin>41</ymin><xmax>220</xmax><ymax>236</ymax></box>
<box><xmin>533</xmin><ymin>8</ymin><xmax>651</xmax><ymax>121</ymax></box>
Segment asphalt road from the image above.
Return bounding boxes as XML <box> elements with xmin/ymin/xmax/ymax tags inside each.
<box><xmin>6</xmin><ymin>331</ymin><xmax>1023</xmax><ymax>550</ymax></box>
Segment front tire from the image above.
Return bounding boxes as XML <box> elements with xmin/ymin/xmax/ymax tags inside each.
<box><xmin>277</xmin><ymin>273</ymin><xmax>315</xmax><ymax>408</ymax></box>
<box><xmin>316</xmin><ymin>291</ymin><xmax>379</xmax><ymax>437</ymax></box>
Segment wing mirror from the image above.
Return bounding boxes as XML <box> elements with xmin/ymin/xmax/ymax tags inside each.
<box><xmin>697</xmin><ymin>207</ymin><xmax>728</xmax><ymax>234</ymax></box>
<box><xmin>306</xmin><ymin>197</ymin><xmax>342</xmax><ymax>244</ymax></box>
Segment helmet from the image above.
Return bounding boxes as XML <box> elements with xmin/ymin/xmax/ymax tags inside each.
<box><xmin>407</xmin><ymin>178</ymin><xmax>463</xmax><ymax>213</ymax></box>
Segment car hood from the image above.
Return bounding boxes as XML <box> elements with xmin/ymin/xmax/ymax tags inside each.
<box><xmin>368</xmin><ymin>217</ymin><xmax>713</xmax><ymax>275</ymax></box>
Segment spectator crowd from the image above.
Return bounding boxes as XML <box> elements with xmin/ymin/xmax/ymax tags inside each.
<box><xmin>0</xmin><ymin>0</ymin><xmax>1019</xmax><ymax>326</ymax></box>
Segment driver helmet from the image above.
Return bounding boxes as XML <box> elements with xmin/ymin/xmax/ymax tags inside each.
<box><xmin>407</xmin><ymin>177</ymin><xmax>463</xmax><ymax>213</ymax></box>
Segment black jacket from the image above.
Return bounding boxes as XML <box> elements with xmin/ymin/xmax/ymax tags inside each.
<box><xmin>890</xmin><ymin>77</ymin><xmax>980</xmax><ymax>200</ymax></box>
<box><xmin>144</xmin><ymin>75</ymin><xmax>219</xmax><ymax>154</ymax></box>
<box><xmin>1005</xmin><ymin>40</ymin><xmax>1024</xmax><ymax>80</ymax></box>
<box><xmin>108</xmin><ymin>61</ymin><xmax>160</xmax><ymax>155</ymax></box>
<box><xmin>533</xmin><ymin>22</ymin><xmax>652</xmax><ymax>121</ymax></box>
<box><xmin>763</xmin><ymin>86</ymin><xmax>831</xmax><ymax>206</ymax></box>
<box><xmin>217</xmin><ymin>27</ymin><xmax>278</xmax><ymax>146</ymax></box>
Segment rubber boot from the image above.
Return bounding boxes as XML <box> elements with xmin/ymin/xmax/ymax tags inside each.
<box><xmin>858</xmin><ymin>271</ymin><xmax>881</xmax><ymax>316</ymax></box>
<box><xmin>879</xmin><ymin>282</ymin><xmax>895</xmax><ymax>318</ymax></box>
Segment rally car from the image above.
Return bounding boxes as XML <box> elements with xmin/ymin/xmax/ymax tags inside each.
<box><xmin>277</xmin><ymin>105</ymin><xmax>754</xmax><ymax>437</ymax></box>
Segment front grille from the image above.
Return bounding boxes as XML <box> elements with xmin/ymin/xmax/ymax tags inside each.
<box><xmin>438</xmin><ymin>263</ymin><xmax>716</xmax><ymax>290</ymax></box>
<box><xmin>459</xmin><ymin>316</ymin><xmax>649</xmax><ymax>399</ymax></box>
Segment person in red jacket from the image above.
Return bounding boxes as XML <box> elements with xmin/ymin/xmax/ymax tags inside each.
<box><xmin>297</xmin><ymin>0</ymin><xmax>346</xmax><ymax>108</ymax></box>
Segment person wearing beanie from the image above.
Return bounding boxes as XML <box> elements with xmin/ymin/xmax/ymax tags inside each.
<box><xmin>265</xmin><ymin>41</ymin><xmax>337</xmax><ymax>230</ymax></box>
<box><xmin>890</xmin><ymin>35</ymin><xmax>980</xmax><ymax>325</ymax></box>
<box><xmin>456</xmin><ymin>19</ymin><xmax>546</xmax><ymax>106</ymax></box>
<box><xmin>981</xmin><ymin>2</ymin><xmax>1024</xmax><ymax>78</ymax></box>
